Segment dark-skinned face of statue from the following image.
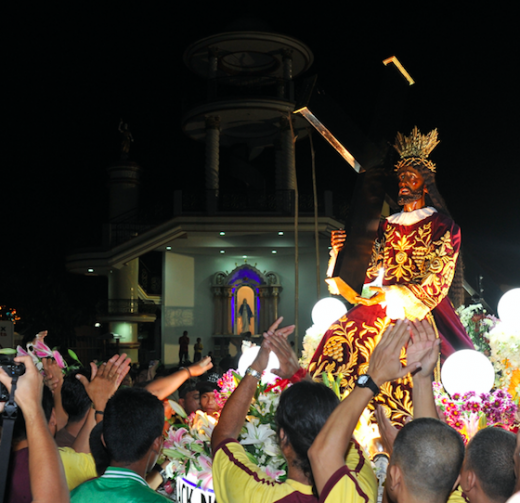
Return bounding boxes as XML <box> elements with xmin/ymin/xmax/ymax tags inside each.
<box><xmin>397</xmin><ymin>165</ymin><xmax>427</xmax><ymax>206</ymax></box>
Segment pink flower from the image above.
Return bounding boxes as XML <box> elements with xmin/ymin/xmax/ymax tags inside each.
<box><xmin>195</xmin><ymin>454</ymin><xmax>213</xmax><ymax>491</ymax></box>
<box><xmin>53</xmin><ymin>350</ymin><xmax>66</xmax><ymax>369</ymax></box>
<box><xmin>16</xmin><ymin>346</ymin><xmax>29</xmax><ymax>357</ymax></box>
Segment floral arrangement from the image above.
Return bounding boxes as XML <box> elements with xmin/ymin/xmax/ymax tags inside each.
<box><xmin>162</xmin><ymin>407</ymin><xmax>216</xmax><ymax>491</ymax></box>
<box><xmin>161</xmin><ymin>369</ymin><xmax>287</xmax><ymax>491</ymax></box>
<box><xmin>16</xmin><ymin>333</ymin><xmax>82</xmax><ymax>375</ymax></box>
<box><xmin>487</xmin><ymin>322</ymin><xmax>520</xmax><ymax>403</ymax></box>
<box><xmin>299</xmin><ymin>324</ymin><xmax>326</xmax><ymax>368</ymax></box>
<box><xmin>456</xmin><ymin>303</ymin><xmax>497</xmax><ymax>354</ymax></box>
<box><xmin>456</xmin><ymin>303</ymin><xmax>520</xmax><ymax>403</ymax></box>
<box><xmin>433</xmin><ymin>382</ymin><xmax>518</xmax><ymax>443</ymax></box>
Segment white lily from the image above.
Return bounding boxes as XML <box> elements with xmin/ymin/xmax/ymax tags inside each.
<box><xmin>240</xmin><ymin>422</ymin><xmax>275</xmax><ymax>446</ymax></box>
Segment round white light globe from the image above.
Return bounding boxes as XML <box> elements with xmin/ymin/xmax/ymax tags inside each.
<box><xmin>441</xmin><ymin>349</ymin><xmax>495</xmax><ymax>397</ymax></box>
<box><xmin>497</xmin><ymin>288</ymin><xmax>520</xmax><ymax>329</ymax></box>
<box><xmin>237</xmin><ymin>345</ymin><xmax>281</xmax><ymax>384</ymax></box>
<box><xmin>311</xmin><ymin>298</ymin><xmax>347</xmax><ymax>330</ymax></box>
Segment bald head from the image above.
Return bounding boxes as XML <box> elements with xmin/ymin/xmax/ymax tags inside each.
<box><xmin>464</xmin><ymin>427</ymin><xmax>516</xmax><ymax>502</ymax></box>
<box><xmin>391</xmin><ymin>418</ymin><xmax>465</xmax><ymax>502</ymax></box>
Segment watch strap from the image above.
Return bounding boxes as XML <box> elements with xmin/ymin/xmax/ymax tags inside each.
<box><xmin>356</xmin><ymin>374</ymin><xmax>380</xmax><ymax>396</ymax></box>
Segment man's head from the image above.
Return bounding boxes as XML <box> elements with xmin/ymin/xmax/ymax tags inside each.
<box><xmin>183</xmin><ymin>331</ymin><xmax>188</xmax><ymax>337</ymax></box>
<box><xmin>197</xmin><ymin>381</ymin><xmax>220</xmax><ymax>416</ymax></box>
<box><xmin>276</xmin><ymin>381</ymin><xmax>339</xmax><ymax>482</ymax></box>
<box><xmin>101</xmin><ymin>387</ymin><xmax>164</xmax><ymax>467</ymax></box>
<box><xmin>179</xmin><ymin>379</ymin><xmax>200</xmax><ymax>415</ymax></box>
<box><xmin>388</xmin><ymin>418</ymin><xmax>465</xmax><ymax>503</ymax></box>
<box><xmin>61</xmin><ymin>369</ymin><xmax>92</xmax><ymax>423</ymax></box>
<box><xmin>196</xmin><ymin>338</ymin><xmax>201</xmax><ymax>343</ymax></box>
<box><xmin>461</xmin><ymin>427</ymin><xmax>516</xmax><ymax>502</ymax></box>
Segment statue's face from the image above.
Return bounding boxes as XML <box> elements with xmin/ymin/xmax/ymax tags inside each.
<box><xmin>397</xmin><ymin>165</ymin><xmax>427</xmax><ymax>206</ymax></box>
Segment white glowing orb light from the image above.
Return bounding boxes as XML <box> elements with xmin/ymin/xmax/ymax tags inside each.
<box><xmin>441</xmin><ymin>349</ymin><xmax>495</xmax><ymax>397</ymax></box>
<box><xmin>311</xmin><ymin>298</ymin><xmax>347</xmax><ymax>330</ymax></box>
<box><xmin>497</xmin><ymin>288</ymin><xmax>520</xmax><ymax>329</ymax></box>
<box><xmin>238</xmin><ymin>345</ymin><xmax>280</xmax><ymax>385</ymax></box>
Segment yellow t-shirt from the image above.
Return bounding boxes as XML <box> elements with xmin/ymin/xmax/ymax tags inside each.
<box><xmin>59</xmin><ymin>447</ymin><xmax>97</xmax><ymax>491</ymax></box>
<box><xmin>213</xmin><ymin>438</ymin><xmax>377</xmax><ymax>503</ymax></box>
<box><xmin>319</xmin><ymin>440</ymin><xmax>378</xmax><ymax>503</ymax></box>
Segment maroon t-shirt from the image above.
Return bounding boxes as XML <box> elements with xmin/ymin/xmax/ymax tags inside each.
<box><xmin>6</xmin><ymin>447</ymin><xmax>31</xmax><ymax>503</ymax></box>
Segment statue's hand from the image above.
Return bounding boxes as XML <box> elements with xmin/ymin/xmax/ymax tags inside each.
<box><xmin>355</xmin><ymin>286</ymin><xmax>386</xmax><ymax>306</ymax></box>
<box><xmin>331</xmin><ymin>230</ymin><xmax>346</xmax><ymax>253</ymax></box>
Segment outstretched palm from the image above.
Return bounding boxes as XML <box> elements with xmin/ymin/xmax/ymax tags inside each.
<box><xmin>406</xmin><ymin>319</ymin><xmax>440</xmax><ymax>377</ymax></box>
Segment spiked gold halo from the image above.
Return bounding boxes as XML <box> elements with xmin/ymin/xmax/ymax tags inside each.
<box><xmin>393</xmin><ymin>126</ymin><xmax>440</xmax><ymax>173</ymax></box>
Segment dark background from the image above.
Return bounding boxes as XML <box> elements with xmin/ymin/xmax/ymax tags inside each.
<box><xmin>3</xmin><ymin>4</ymin><xmax>519</xmax><ymax>341</ymax></box>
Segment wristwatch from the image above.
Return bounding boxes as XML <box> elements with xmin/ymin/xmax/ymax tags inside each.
<box><xmin>356</xmin><ymin>374</ymin><xmax>380</xmax><ymax>396</ymax></box>
<box><xmin>245</xmin><ymin>366</ymin><xmax>262</xmax><ymax>380</ymax></box>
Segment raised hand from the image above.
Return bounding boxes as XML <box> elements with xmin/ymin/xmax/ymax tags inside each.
<box><xmin>375</xmin><ymin>405</ymin><xmax>399</xmax><ymax>457</ymax></box>
<box><xmin>42</xmin><ymin>357</ymin><xmax>63</xmax><ymax>392</ymax></box>
<box><xmin>265</xmin><ymin>333</ymin><xmax>299</xmax><ymax>379</ymax></box>
<box><xmin>188</xmin><ymin>356</ymin><xmax>213</xmax><ymax>377</ymax></box>
<box><xmin>406</xmin><ymin>319</ymin><xmax>440</xmax><ymax>377</ymax></box>
<box><xmin>77</xmin><ymin>353</ymin><xmax>131</xmax><ymax>411</ymax></box>
<box><xmin>368</xmin><ymin>320</ymin><xmax>420</xmax><ymax>386</ymax></box>
<box><xmin>0</xmin><ymin>356</ymin><xmax>42</xmax><ymax>413</ymax></box>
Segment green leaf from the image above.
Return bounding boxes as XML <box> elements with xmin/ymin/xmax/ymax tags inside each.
<box><xmin>68</xmin><ymin>349</ymin><xmax>82</xmax><ymax>365</ymax></box>
<box><xmin>322</xmin><ymin>372</ymin><xmax>331</xmax><ymax>387</ymax></box>
<box><xmin>0</xmin><ymin>348</ymin><xmax>16</xmax><ymax>355</ymax></box>
<box><xmin>245</xmin><ymin>451</ymin><xmax>258</xmax><ymax>465</ymax></box>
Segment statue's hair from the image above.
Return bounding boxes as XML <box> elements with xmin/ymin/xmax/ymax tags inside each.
<box><xmin>465</xmin><ymin>427</ymin><xmax>516</xmax><ymax>501</ymax></box>
<box><xmin>392</xmin><ymin>418</ymin><xmax>465</xmax><ymax>502</ymax></box>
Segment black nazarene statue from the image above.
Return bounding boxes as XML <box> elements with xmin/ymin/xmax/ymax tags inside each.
<box><xmin>309</xmin><ymin>127</ymin><xmax>474</xmax><ymax>426</ymax></box>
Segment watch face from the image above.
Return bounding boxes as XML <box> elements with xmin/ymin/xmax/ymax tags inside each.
<box><xmin>358</xmin><ymin>375</ymin><xmax>369</xmax><ymax>385</ymax></box>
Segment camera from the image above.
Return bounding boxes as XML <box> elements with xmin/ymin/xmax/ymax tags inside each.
<box><xmin>0</xmin><ymin>355</ymin><xmax>26</xmax><ymax>402</ymax></box>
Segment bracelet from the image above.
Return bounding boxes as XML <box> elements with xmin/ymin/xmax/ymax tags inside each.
<box><xmin>94</xmin><ymin>410</ymin><xmax>104</xmax><ymax>417</ymax></box>
<box><xmin>179</xmin><ymin>367</ymin><xmax>192</xmax><ymax>378</ymax></box>
<box><xmin>245</xmin><ymin>367</ymin><xmax>262</xmax><ymax>380</ymax></box>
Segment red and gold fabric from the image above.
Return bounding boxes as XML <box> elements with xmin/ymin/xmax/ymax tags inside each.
<box><xmin>309</xmin><ymin>210</ymin><xmax>474</xmax><ymax>427</ymax></box>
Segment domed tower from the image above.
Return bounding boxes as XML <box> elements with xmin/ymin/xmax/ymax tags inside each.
<box><xmin>182</xmin><ymin>25</ymin><xmax>314</xmax><ymax>211</ymax></box>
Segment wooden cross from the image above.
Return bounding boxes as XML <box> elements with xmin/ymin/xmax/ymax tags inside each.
<box><xmin>294</xmin><ymin>57</ymin><xmax>415</xmax><ymax>303</ymax></box>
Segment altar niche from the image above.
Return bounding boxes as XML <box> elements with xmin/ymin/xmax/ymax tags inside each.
<box><xmin>211</xmin><ymin>264</ymin><xmax>282</xmax><ymax>336</ymax></box>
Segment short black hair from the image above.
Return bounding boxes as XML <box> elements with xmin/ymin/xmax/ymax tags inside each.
<box><xmin>61</xmin><ymin>369</ymin><xmax>92</xmax><ymax>423</ymax></box>
<box><xmin>392</xmin><ymin>418</ymin><xmax>465</xmax><ymax>501</ymax></box>
<box><xmin>98</xmin><ymin>387</ymin><xmax>164</xmax><ymax>465</ymax></box>
<box><xmin>275</xmin><ymin>381</ymin><xmax>339</xmax><ymax>492</ymax></box>
<box><xmin>465</xmin><ymin>427</ymin><xmax>516</xmax><ymax>501</ymax></box>
<box><xmin>196</xmin><ymin>380</ymin><xmax>218</xmax><ymax>395</ymax></box>
<box><xmin>179</xmin><ymin>379</ymin><xmax>197</xmax><ymax>399</ymax></box>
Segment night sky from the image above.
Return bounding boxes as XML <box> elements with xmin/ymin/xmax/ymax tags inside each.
<box><xmin>4</xmin><ymin>4</ymin><xmax>519</xmax><ymax>335</ymax></box>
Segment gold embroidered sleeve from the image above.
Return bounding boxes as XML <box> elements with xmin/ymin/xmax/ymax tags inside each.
<box><xmin>407</xmin><ymin>229</ymin><xmax>459</xmax><ymax>309</ymax></box>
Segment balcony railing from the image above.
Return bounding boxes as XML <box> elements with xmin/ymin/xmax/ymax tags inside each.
<box><xmin>96</xmin><ymin>299</ymin><xmax>159</xmax><ymax>317</ymax></box>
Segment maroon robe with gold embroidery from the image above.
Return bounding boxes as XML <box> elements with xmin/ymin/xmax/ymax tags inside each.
<box><xmin>309</xmin><ymin>208</ymin><xmax>474</xmax><ymax>426</ymax></box>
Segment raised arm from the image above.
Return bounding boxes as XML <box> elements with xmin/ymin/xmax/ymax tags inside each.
<box><xmin>309</xmin><ymin>320</ymin><xmax>420</xmax><ymax>495</ymax></box>
<box><xmin>145</xmin><ymin>356</ymin><xmax>213</xmax><ymax>400</ymax></box>
<box><xmin>42</xmin><ymin>357</ymin><xmax>67</xmax><ymax>431</ymax></box>
<box><xmin>406</xmin><ymin>319</ymin><xmax>440</xmax><ymax>419</ymax></box>
<box><xmin>0</xmin><ymin>356</ymin><xmax>70</xmax><ymax>503</ymax></box>
<box><xmin>211</xmin><ymin>317</ymin><xmax>294</xmax><ymax>452</ymax></box>
<box><xmin>73</xmin><ymin>353</ymin><xmax>131</xmax><ymax>453</ymax></box>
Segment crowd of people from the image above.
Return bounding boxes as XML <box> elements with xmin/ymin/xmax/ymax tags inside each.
<box><xmin>0</xmin><ymin>316</ymin><xmax>518</xmax><ymax>503</ymax></box>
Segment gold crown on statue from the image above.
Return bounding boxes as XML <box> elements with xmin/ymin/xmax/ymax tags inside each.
<box><xmin>393</xmin><ymin>126</ymin><xmax>440</xmax><ymax>173</ymax></box>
